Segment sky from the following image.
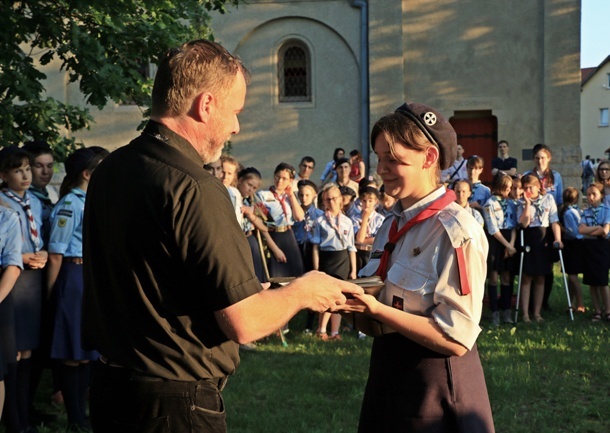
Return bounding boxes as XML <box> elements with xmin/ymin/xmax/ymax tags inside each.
<box><xmin>581</xmin><ymin>0</ymin><xmax>610</xmax><ymax>68</ymax></box>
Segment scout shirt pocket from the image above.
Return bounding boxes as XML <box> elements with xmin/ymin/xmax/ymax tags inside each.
<box><xmin>383</xmin><ymin>260</ymin><xmax>435</xmax><ymax>314</ymax></box>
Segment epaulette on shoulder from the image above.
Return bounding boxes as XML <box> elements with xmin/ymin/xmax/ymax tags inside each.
<box><xmin>437</xmin><ymin>204</ymin><xmax>475</xmax><ymax>249</ymax></box>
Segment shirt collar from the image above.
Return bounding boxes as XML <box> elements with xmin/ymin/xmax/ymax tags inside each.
<box><xmin>143</xmin><ymin>120</ymin><xmax>205</xmax><ymax>167</ymax></box>
<box><xmin>392</xmin><ymin>186</ymin><xmax>447</xmax><ymax>222</ymax></box>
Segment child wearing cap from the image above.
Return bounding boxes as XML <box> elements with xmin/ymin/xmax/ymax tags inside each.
<box><xmin>46</xmin><ymin>148</ymin><xmax>106</xmax><ymax>431</ymax></box>
<box><xmin>0</xmin><ymin>146</ymin><xmax>47</xmax><ymax>433</ymax></box>
<box><xmin>344</xmin><ymin>102</ymin><xmax>494</xmax><ymax>432</ymax></box>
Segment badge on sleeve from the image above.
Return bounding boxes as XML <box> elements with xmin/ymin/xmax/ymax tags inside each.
<box><xmin>58</xmin><ymin>218</ymin><xmax>67</xmax><ymax>228</ymax></box>
<box><xmin>392</xmin><ymin>296</ymin><xmax>404</xmax><ymax>310</ymax></box>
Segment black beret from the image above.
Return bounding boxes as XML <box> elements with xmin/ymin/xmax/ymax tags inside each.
<box><xmin>339</xmin><ymin>185</ymin><xmax>357</xmax><ymax>197</ymax></box>
<box><xmin>65</xmin><ymin>148</ymin><xmax>96</xmax><ymax>179</ymax></box>
<box><xmin>297</xmin><ymin>179</ymin><xmax>318</xmax><ymax>194</ymax></box>
<box><xmin>358</xmin><ymin>186</ymin><xmax>380</xmax><ymax>198</ymax></box>
<box><xmin>394</xmin><ymin>102</ymin><xmax>457</xmax><ymax>170</ymax></box>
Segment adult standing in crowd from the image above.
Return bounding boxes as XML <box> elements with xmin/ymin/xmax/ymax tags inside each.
<box><xmin>334</xmin><ymin>157</ymin><xmax>359</xmax><ymax>196</ymax></box>
<box><xmin>581</xmin><ymin>155</ymin><xmax>595</xmax><ymax>194</ymax></box>
<box><xmin>320</xmin><ymin>147</ymin><xmax>345</xmax><ymax>186</ymax></box>
<box><xmin>82</xmin><ymin>39</ymin><xmax>361</xmax><ymax>433</ymax></box>
<box><xmin>292</xmin><ymin>156</ymin><xmax>315</xmax><ymax>192</ymax></box>
<box><xmin>440</xmin><ymin>143</ymin><xmax>467</xmax><ymax>183</ymax></box>
<box><xmin>349</xmin><ymin>149</ymin><xmax>366</xmax><ymax>182</ymax></box>
<box><xmin>595</xmin><ymin>159</ymin><xmax>610</xmax><ymax>206</ymax></box>
<box><xmin>347</xmin><ymin>102</ymin><xmax>494</xmax><ymax>432</ymax></box>
<box><xmin>491</xmin><ymin>140</ymin><xmax>517</xmax><ymax>177</ymax></box>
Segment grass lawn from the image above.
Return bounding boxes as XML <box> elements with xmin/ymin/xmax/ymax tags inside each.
<box><xmin>3</xmin><ymin>268</ymin><xmax>610</xmax><ymax>432</ymax></box>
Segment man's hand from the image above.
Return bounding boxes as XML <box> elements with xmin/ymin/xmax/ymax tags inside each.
<box><xmin>295</xmin><ymin>271</ymin><xmax>363</xmax><ymax>313</ymax></box>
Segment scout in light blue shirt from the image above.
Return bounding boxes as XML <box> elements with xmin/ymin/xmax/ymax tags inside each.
<box><xmin>0</xmin><ymin>207</ymin><xmax>24</xmax><ymax>269</ymax></box>
<box><xmin>255</xmin><ymin>189</ymin><xmax>296</xmax><ymax>228</ymax></box>
<box><xmin>483</xmin><ymin>196</ymin><xmax>517</xmax><ymax>235</ymax></box>
<box><xmin>581</xmin><ymin>204</ymin><xmax>610</xmax><ymax>239</ymax></box>
<box><xmin>469</xmin><ymin>182</ymin><xmax>491</xmax><ymax>208</ymax></box>
<box><xmin>48</xmin><ymin>188</ymin><xmax>86</xmax><ymax>257</ymax></box>
<box><xmin>294</xmin><ymin>205</ymin><xmax>324</xmax><ymax>244</ymax></box>
<box><xmin>0</xmin><ymin>189</ymin><xmax>44</xmax><ymax>254</ymax></box>
<box><xmin>517</xmin><ymin>194</ymin><xmax>559</xmax><ymax>227</ymax></box>
<box><xmin>561</xmin><ymin>205</ymin><xmax>583</xmax><ymax>240</ymax></box>
<box><xmin>312</xmin><ymin>213</ymin><xmax>357</xmax><ymax>252</ymax></box>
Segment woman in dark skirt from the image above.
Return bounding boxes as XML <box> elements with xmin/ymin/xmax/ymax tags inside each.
<box><xmin>312</xmin><ymin>185</ymin><xmax>357</xmax><ymax>341</ymax></box>
<box><xmin>578</xmin><ymin>182</ymin><xmax>610</xmax><ymax>321</ymax></box>
<box><xmin>46</xmin><ymin>148</ymin><xmax>105</xmax><ymax>431</ymax></box>
<box><xmin>0</xmin><ymin>206</ymin><xmax>23</xmax><ymax>424</ymax></box>
<box><xmin>255</xmin><ymin>163</ymin><xmax>305</xmax><ymax>278</ymax></box>
<box><xmin>344</xmin><ymin>102</ymin><xmax>494</xmax><ymax>432</ymax></box>
<box><xmin>517</xmin><ymin>174</ymin><xmax>562</xmax><ymax>323</ymax></box>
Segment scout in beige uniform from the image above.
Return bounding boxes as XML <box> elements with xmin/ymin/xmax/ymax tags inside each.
<box><xmin>345</xmin><ymin>102</ymin><xmax>495</xmax><ymax>433</ymax></box>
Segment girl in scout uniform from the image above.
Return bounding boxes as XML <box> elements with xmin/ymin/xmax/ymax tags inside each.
<box><xmin>47</xmin><ymin>148</ymin><xmax>104</xmax><ymax>431</ymax></box>
<box><xmin>466</xmin><ymin>155</ymin><xmax>491</xmax><ymax>212</ymax></box>
<box><xmin>255</xmin><ymin>163</ymin><xmax>304</xmax><ymax>278</ymax></box>
<box><xmin>0</xmin><ymin>146</ymin><xmax>47</xmax><ymax>433</ymax></box>
<box><xmin>352</xmin><ymin>186</ymin><xmax>385</xmax><ymax>271</ymax></box>
<box><xmin>345</xmin><ymin>102</ymin><xmax>494</xmax><ymax>433</ymax></box>
<box><xmin>452</xmin><ymin>179</ymin><xmax>484</xmax><ymax>226</ymax></box>
<box><xmin>558</xmin><ymin>187</ymin><xmax>585</xmax><ymax>314</ymax></box>
<box><xmin>517</xmin><ymin>174</ymin><xmax>562</xmax><ymax>323</ymax></box>
<box><xmin>483</xmin><ymin>174</ymin><xmax>517</xmax><ymax>326</ymax></box>
<box><xmin>0</xmin><ymin>206</ymin><xmax>23</xmax><ymax>429</ymax></box>
<box><xmin>578</xmin><ymin>182</ymin><xmax>610</xmax><ymax>322</ymax></box>
<box><xmin>312</xmin><ymin>185</ymin><xmax>357</xmax><ymax>341</ymax></box>
<box><xmin>294</xmin><ymin>179</ymin><xmax>323</xmax><ymax>332</ymax></box>
<box><xmin>235</xmin><ymin>167</ymin><xmax>285</xmax><ymax>283</ymax></box>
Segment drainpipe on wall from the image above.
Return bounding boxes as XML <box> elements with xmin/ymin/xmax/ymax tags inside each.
<box><xmin>350</xmin><ymin>0</ymin><xmax>370</xmax><ymax>177</ymax></box>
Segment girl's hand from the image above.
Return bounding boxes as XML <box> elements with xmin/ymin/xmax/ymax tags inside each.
<box><xmin>523</xmin><ymin>190</ymin><xmax>532</xmax><ymax>205</ymax></box>
<box><xmin>272</xmin><ymin>247</ymin><xmax>287</xmax><ymax>263</ymax></box>
<box><xmin>506</xmin><ymin>245</ymin><xmax>517</xmax><ymax>256</ymax></box>
<box><xmin>241</xmin><ymin>205</ymin><xmax>255</xmax><ymax>219</ymax></box>
<box><xmin>28</xmin><ymin>250</ymin><xmax>48</xmax><ymax>269</ymax></box>
<box><xmin>340</xmin><ymin>292</ymin><xmax>381</xmax><ymax>315</ymax></box>
<box><xmin>349</xmin><ymin>270</ymin><xmax>357</xmax><ymax>280</ymax></box>
<box><xmin>553</xmin><ymin>240</ymin><xmax>564</xmax><ymax>249</ymax></box>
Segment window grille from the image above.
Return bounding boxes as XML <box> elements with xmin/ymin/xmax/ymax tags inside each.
<box><xmin>278</xmin><ymin>44</ymin><xmax>310</xmax><ymax>102</ymax></box>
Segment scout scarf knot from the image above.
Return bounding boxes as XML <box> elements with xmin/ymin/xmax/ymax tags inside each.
<box><xmin>2</xmin><ymin>188</ymin><xmax>42</xmax><ymax>251</ymax></box>
<box><xmin>376</xmin><ymin>190</ymin><xmax>456</xmax><ymax>281</ymax></box>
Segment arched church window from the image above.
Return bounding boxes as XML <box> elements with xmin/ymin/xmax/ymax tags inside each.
<box><xmin>278</xmin><ymin>42</ymin><xmax>311</xmax><ymax>102</ymax></box>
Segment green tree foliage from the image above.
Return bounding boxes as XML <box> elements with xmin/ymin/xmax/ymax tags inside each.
<box><xmin>0</xmin><ymin>0</ymin><xmax>239</xmax><ymax>160</ymax></box>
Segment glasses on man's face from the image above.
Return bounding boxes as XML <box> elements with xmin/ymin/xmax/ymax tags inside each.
<box><xmin>323</xmin><ymin>196</ymin><xmax>341</xmax><ymax>203</ymax></box>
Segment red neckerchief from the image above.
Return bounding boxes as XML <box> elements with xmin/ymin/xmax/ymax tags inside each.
<box><xmin>376</xmin><ymin>190</ymin><xmax>456</xmax><ymax>282</ymax></box>
<box><xmin>270</xmin><ymin>186</ymin><xmax>290</xmax><ymax>218</ymax></box>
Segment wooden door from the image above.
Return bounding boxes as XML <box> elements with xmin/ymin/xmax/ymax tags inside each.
<box><xmin>449</xmin><ymin>116</ymin><xmax>498</xmax><ymax>185</ymax></box>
